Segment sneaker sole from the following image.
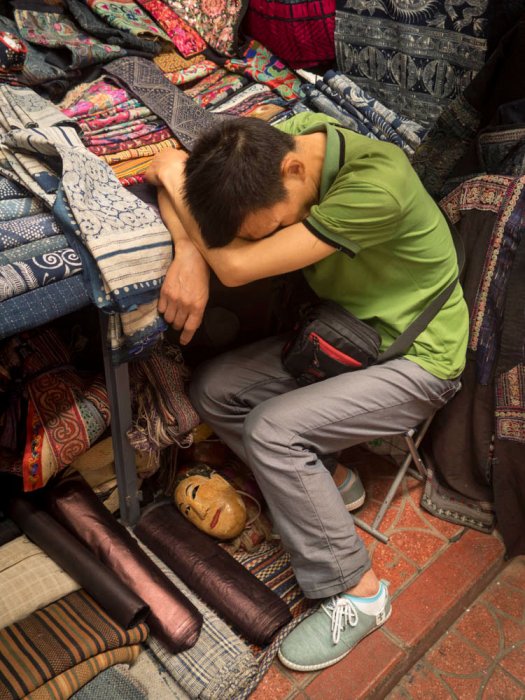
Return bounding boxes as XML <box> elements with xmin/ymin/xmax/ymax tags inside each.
<box><xmin>344</xmin><ymin>492</ymin><xmax>366</xmax><ymax>512</ymax></box>
<box><xmin>277</xmin><ymin>606</ymin><xmax>392</xmax><ymax>673</ymax></box>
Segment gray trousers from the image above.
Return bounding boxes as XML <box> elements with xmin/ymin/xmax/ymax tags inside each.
<box><xmin>190</xmin><ymin>336</ymin><xmax>460</xmax><ymax>599</ymax></box>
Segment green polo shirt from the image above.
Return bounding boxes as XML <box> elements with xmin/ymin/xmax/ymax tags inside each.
<box><xmin>276</xmin><ymin>112</ymin><xmax>468</xmax><ymax>380</ymax></box>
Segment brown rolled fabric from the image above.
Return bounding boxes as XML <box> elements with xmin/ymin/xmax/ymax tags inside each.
<box><xmin>135</xmin><ymin>502</ymin><xmax>292</xmax><ymax>645</ymax></box>
<box><xmin>5</xmin><ymin>496</ymin><xmax>149</xmax><ymax>630</ymax></box>
<box><xmin>45</xmin><ymin>472</ymin><xmax>203</xmax><ymax>653</ymax></box>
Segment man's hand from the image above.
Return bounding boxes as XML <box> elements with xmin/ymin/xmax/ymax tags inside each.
<box><xmin>145</xmin><ymin>148</ymin><xmax>188</xmax><ymax>187</ymax></box>
<box><xmin>158</xmin><ymin>241</ymin><xmax>210</xmax><ymax>345</ymax></box>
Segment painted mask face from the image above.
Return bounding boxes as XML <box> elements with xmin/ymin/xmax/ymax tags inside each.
<box><xmin>174</xmin><ymin>466</ymin><xmax>247</xmax><ymax>539</ymax></box>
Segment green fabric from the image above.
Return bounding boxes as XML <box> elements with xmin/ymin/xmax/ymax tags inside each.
<box><xmin>276</xmin><ymin>112</ymin><xmax>468</xmax><ymax>380</ymax></box>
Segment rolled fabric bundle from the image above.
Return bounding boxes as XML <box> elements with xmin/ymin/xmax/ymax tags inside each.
<box><xmin>6</xmin><ymin>496</ymin><xmax>148</xmax><ymax>630</ymax></box>
<box><xmin>135</xmin><ymin>502</ymin><xmax>292</xmax><ymax>645</ymax></box>
<box><xmin>45</xmin><ymin>472</ymin><xmax>203</xmax><ymax>652</ymax></box>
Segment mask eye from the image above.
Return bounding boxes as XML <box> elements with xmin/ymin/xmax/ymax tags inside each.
<box><xmin>191</xmin><ymin>485</ymin><xmax>199</xmax><ymax>499</ymax></box>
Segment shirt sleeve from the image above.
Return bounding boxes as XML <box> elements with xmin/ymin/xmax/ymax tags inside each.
<box><xmin>306</xmin><ymin>177</ymin><xmax>402</xmax><ymax>254</ymax></box>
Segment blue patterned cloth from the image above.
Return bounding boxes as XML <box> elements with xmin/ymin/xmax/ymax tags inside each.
<box><xmin>0</xmin><ymin>196</ymin><xmax>45</xmax><ymax>221</ymax></box>
<box><xmin>304</xmin><ymin>69</ymin><xmax>426</xmax><ymax>155</ymax></box>
<box><xmin>334</xmin><ymin>0</ymin><xmax>490</xmax><ymax>128</ymax></box>
<box><xmin>0</xmin><ymin>235</ymin><xmax>68</xmax><ymax>265</ymax></box>
<box><xmin>0</xmin><ymin>247</ymin><xmax>82</xmax><ymax>302</ymax></box>
<box><xmin>0</xmin><ymin>84</ymin><xmax>171</xmax><ymax>361</ymax></box>
<box><xmin>0</xmin><ymin>212</ymin><xmax>60</xmax><ymax>252</ymax></box>
<box><xmin>0</xmin><ymin>275</ymin><xmax>89</xmax><ymax>340</ymax></box>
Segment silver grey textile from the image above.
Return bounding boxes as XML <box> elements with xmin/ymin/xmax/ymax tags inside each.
<box><xmin>190</xmin><ymin>336</ymin><xmax>460</xmax><ymax>599</ymax></box>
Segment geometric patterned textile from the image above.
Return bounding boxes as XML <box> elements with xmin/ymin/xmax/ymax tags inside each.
<box><xmin>496</xmin><ymin>364</ymin><xmax>525</xmax><ymax>443</ymax></box>
<box><xmin>163</xmin><ymin>0</ymin><xmax>249</xmax><ymax>57</ymax></box>
<box><xmin>104</xmin><ymin>57</ymin><xmax>226</xmax><ymax>150</ymax></box>
<box><xmin>0</xmin><ymin>590</ymin><xmax>148</xmax><ymax>700</ymax></box>
<box><xmin>335</xmin><ymin>0</ymin><xmax>490</xmax><ymax>127</ymax></box>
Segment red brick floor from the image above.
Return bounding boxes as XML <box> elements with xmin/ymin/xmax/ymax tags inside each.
<box><xmin>249</xmin><ymin>448</ymin><xmax>508</xmax><ymax>700</ymax></box>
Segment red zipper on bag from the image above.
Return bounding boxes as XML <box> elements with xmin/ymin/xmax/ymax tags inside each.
<box><xmin>309</xmin><ymin>332</ymin><xmax>362</xmax><ymax>367</ymax></box>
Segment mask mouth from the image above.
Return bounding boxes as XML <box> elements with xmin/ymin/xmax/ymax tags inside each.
<box><xmin>210</xmin><ymin>508</ymin><xmax>222</xmax><ymax>529</ymax></box>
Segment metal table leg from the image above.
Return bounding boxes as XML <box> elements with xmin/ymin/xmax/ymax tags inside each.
<box><xmin>99</xmin><ymin>313</ymin><xmax>141</xmax><ymax>524</ymax></box>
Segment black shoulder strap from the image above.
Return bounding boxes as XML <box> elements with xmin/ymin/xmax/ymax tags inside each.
<box><xmin>379</xmin><ymin>214</ymin><xmax>465</xmax><ymax>363</ymax></box>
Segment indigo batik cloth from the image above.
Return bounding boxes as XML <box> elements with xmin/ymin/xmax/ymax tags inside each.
<box><xmin>334</xmin><ymin>0</ymin><xmax>490</xmax><ymax>128</ymax></box>
<box><xmin>0</xmin><ymin>84</ymin><xmax>172</xmax><ymax>361</ymax></box>
<box><xmin>163</xmin><ymin>0</ymin><xmax>249</xmax><ymax>57</ymax></box>
<box><xmin>242</xmin><ymin>0</ymin><xmax>336</xmax><ymax>69</ymax></box>
<box><xmin>136</xmin><ymin>0</ymin><xmax>206</xmax><ymax>56</ymax></box>
<box><xmin>0</xmin><ymin>246</ymin><xmax>82</xmax><ymax>302</ymax></box>
<box><xmin>12</xmin><ymin>0</ymin><xmax>125</xmax><ymax>71</ymax></box>
<box><xmin>0</xmin><ymin>590</ymin><xmax>148</xmax><ymax>700</ymax></box>
<box><xmin>225</xmin><ymin>39</ymin><xmax>304</xmax><ymax>102</ymax></box>
<box><xmin>64</xmin><ymin>0</ymin><xmax>161</xmax><ymax>56</ymax></box>
<box><xmin>104</xmin><ymin>57</ymin><xmax>226</xmax><ymax>150</ymax></box>
<box><xmin>303</xmin><ymin>69</ymin><xmax>426</xmax><ymax>155</ymax></box>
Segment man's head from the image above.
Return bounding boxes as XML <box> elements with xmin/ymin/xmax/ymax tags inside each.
<box><xmin>184</xmin><ymin>117</ymin><xmax>308</xmax><ymax>248</ymax></box>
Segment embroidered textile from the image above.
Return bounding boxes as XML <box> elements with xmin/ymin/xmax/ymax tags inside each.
<box><xmin>441</xmin><ymin>175</ymin><xmax>524</xmax><ymax>385</ymax></box>
<box><xmin>86</xmin><ymin>0</ymin><xmax>171</xmax><ymax>43</ymax></box>
<box><xmin>136</xmin><ymin>0</ymin><xmax>206</xmax><ymax>56</ymax></box>
<box><xmin>0</xmin><ymin>30</ymin><xmax>27</xmax><ymax>74</ymax></box>
<box><xmin>110</xmin><ymin>154</ymin><xmax>155</xmax><ymax>180</ymax></box>
<box><xmin>13</xmin><ymin>3</ymin><xmax>124</xmax><ymax>71</ymax></box>
<box><xmin>0</xmin><ymin>590</ymin><xmax>148</xmax><ymax>700</ymax></box>
<box><xmin>60</xmin><ymin>79</ymin><xmax>136</xmax><ymax>119</ymax></box>
<box><xmin>0</xmin><ymin>214</ymin><xmax>60</xmax><ymax>251</ymax></box>
<box><xmin>153</xmin><ymin>50</ymin><xmax>204</xmax><ymax>73</ymax></box>
<box><xmin>104</xmin><ymin>57</ymin><xmax>226</xmax><ymax>150</ymax></box>
<box><xmin>64</xmin><ymin>0</ymin><xmax>161</xmax><ymax>55</ymax></box>
<box><xmin>496</xmin><ymin>365</ymin><xmax>525</xmax><ymax>442</ymax></box>
<box><xmin>80</xmin><ymin>105</ymin><xmax>152</xmax><ymax>132</ymax></box>
<box><xmin>243</xmin><ymin>0</ymin><xmax>335</xmax><ymax>69</ymax></box>
<box><xmin>23</xmin><ymin>369</ymin><xmax>110</xmax><ymax>490</ymax></box>
<box><xmin>0</xmin><ymin>535</ymin><xmax>79</xmax><ymax>629</ymax></box>
<box><xmin>164</xmin><ymin>59</ymin><xmax>218</xmax><ymax>87</ymax></box>
<box><xmin>0</xmin><ymin>275</ymin><xmax>89</xmax><ymax>340</ymax></box>
<box><xmin>82</xmin><ymin>119</ymin><xmax>165</xmax><ymax>146</ymax></box>
<box><xmin>88</xmin><ymin>127</ymin><xmax>172</xmax><ymax>155</ymax></box>
<box><xmin>225</xmin><ymin>39</ymin><xmax>304</xmax><ymax>102</ymax></box>
<box><xmin>334</xmin><ymin>0</ymin><xmax>490</xmax><ymax>128</ymax></box>
<box><xmin>101</xmin><ymin>137</ymin><xmax>179</xmax><ymax>164</ymax></box>
<box><xmin>119</xmin><ymin>173</ymin><xmax>146</xmax><ymax>187</ymax></box>
<box><xmin>304</xmin><ymin>69</ymin><xmax>426</xmax><ymax>155</ymax></box>
<box><xmin>211</xmin><ymin>82</ymin><xmax>287</xmax><ymax>120</ymax></box>
<box><xmin>0</xmin><ymin>247</ymin><xmax>82</xmax><ymax>302</ymax></box>
<box><xmin>127</xmin><ymin>341</ymin><xmax>199</xmax><ymax>461</ymax></box>
<box><xmin>0</xmin><ymin>17</ymin><xmax>69</xmax><ymax>98</ymax></box>
<box><xmin>163</xmin><ymin>0</ymin><xmax>249</xmax><ymax>57</ymax></box>
<box><xmin>183</xmin><ymin>69</ymin><xmax>248</xmax><ymax>109</ymax></box>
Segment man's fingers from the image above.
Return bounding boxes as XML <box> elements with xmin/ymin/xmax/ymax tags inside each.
<box><xmin>179</xmin><ymin>312</ymin><xmax>202</xmax><ymax>346</ymax></box>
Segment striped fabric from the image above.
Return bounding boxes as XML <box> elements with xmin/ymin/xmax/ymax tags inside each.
<box><xmin>0</xmin><ymin>590</ymin><xmax>148</xmax><ymax>700</ymax></box>
<box><xmin>0</xmin><ymin>535</ymin><xmax>79</xmax><ymax>629</ymax></box>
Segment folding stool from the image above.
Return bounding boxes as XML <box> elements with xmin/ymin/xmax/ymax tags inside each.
<box><xmin>352</xmin><ymin>413</ymin><xmax>435</xmax><ymax>544</ymax></box>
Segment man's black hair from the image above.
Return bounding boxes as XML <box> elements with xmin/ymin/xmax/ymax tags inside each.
<box><xmin>184</xmin><ymin>117</ymin><xmax>295</xmax><ymax>248</ymax></box>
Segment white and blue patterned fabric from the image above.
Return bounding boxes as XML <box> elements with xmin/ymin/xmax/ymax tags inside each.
<box><xmin>0</xmin><ymin>84</ymin><xmax>172</xmax><ymax>361</ymax></box>
<box><xmin>303</xmin><ymin>69</ymin><xmax>426</xmax><ymax>155</ymax></box>
<box><xmin>335</xmin><ymin>0</ymin><xmax>490</xmax><ymax>128</ymax></box>
<box><xmin>0</xmin><ymin>236</ymin><xmax>68</xmax><ymax>266</ymax></box>
<box><xmin>0</xmin><ymin>213</ymin><xmax>60</xmax><ymax>253</ymax></box>
<box><xmin>0</xmin><ymin>247</ymin><xmax>82</xmax><ymax>303</ymax></box>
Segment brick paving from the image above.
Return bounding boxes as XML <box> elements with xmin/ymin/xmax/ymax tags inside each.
<box><xmin>249</xmin><ymin>447</ymin><xmax>510</xmax><ymax>700</ymax></box>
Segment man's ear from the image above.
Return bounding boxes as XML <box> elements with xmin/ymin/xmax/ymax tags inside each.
<box><xmin>281</xmin><ymin>153</ymin><xmax>306</xmax><ymax>181</ymax></box>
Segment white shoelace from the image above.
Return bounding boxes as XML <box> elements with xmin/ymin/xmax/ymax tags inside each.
<box><xmin>323</xmin><ymin>596</ymin><xmax>359</xmax><ymax>645</ymax></box>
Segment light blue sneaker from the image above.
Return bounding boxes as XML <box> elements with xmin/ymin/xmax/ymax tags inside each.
<box><xmin>278</xmin><ymin>581</ymin><xmax>391</xmax><ymax>672</ymax></box>
<box><xmin>337</xmin><ymin>468</ymin><xmax>366</xmax><ymax>511</ymax></box>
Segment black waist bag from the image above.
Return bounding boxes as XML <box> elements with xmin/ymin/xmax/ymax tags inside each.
<box><xmin>282</xmin><ymin>301</ymin><xmax>381</xmax><ymax>386</ymax></box>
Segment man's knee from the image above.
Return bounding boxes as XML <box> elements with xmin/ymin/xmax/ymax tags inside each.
<box><xmin>189</xmin><ymin>360</ymin><xmax>225</xmax><ymax>420</ymax></box>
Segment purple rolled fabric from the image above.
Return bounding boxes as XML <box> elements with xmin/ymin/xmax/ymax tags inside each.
<box><xmin>135</xmin><ymin>502</ymin><xmax>292</xmax><ymax>645</ymax></box>
<box><xmin>45</xmin><ymin>472</ymin><xmax>202</xmax><ymax>653</ymax></box>
<box><xmin>6</xmin><ymin>496</ymin><xmax>148</xmax><ymax>629</ymax></box>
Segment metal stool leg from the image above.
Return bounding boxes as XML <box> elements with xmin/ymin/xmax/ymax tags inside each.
<box><xmin>353</xmin><ymin>414</ymin><xmax>434</xmax><ymax>544</ymax></box>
